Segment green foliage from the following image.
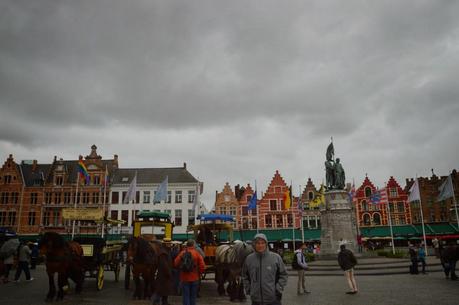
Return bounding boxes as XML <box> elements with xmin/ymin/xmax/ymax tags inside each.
<box><xmin>376</xmin><ymin>249</ymin><xmax>408</xmax><ymax>258</ymax></box>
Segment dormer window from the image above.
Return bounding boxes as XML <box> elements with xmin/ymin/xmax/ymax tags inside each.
<box><xmin>4</xmin><ymin>175</ymin><xmax>12</xmax><ymax>184</ymax></box>
<box><xmin>365</xmin><ymin>187</ymin><xmax>372</xmax><ymax>198</ymax></box>
<box><xmin>93</xmin><ymin>175</ymin><xmax>100</xmax><ymax>185</ymax></box>
<box><xmin>55</xmin><ymin>176</ymin><xmax>64</xmax><ymax>186</ymax></box>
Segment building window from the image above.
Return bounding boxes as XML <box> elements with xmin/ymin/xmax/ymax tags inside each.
<box><xmin>242</xmin><ymin>206</ymin><xmax>248</xmax><ymax>216</ymax></box>
<box><xmin>246</xmin><ymin>195</ymin><xmax>252</xmax><ymax>202</ymax></box>
<box><xmin>175</xmin><ymin>210</ymin><xmax>182</xmax><ymax>226</ymax></box>
<box><xmin>92</xmin><ymin>192</ymin><xmax>99</xmax><ymax>204</ymax></box>
<box><xmin>365</xmin><ymin>187</ymin><xmax>372</xmax><ymax>198</ymax></box>
<box><xmin>121</xmin><ymin>210</ymin><xmax>129</xmax><ymax>224</ymax></box>
<box><xmin>270</xmin><ymin>200</ymin><xmax>277</xmax><ymax>211</ymax></box>
<box><xmin>55</xmin><ymin>176</ymin><xmax>64</xmax><ymax>186</ymax></box>
<box><xmin>389</xmin><ymin>188</ymin><xmax>398</xmax><ymax>198</ymax></box>
<box><xmin>45</xmin><ymin>192</ymin><xmax>52</xmax><ymax>204</ymax></box>
<box><xmin>8</xmin><ymin>211</ymin><xmax>16</xmax><ymax>226</ymax></box>
<box><xmin>112</xmin><ymin>192</ymin><xmax>119</xmax><ymax>204</ymax></box>
<box><xmin>188</xmin><ymin>190</ymin><xmax>196</xmax><ymax>203</ymax></box>
<box><xmin>11</xmin><ymin>192</ymin><xmax>19</xmax><ymax>204</ymax></box>
<box><xmin>4</xmin><ymin>175</ymin><xmax>12</xmax><ymax>184</ymax></box>
<box><xmin>74</xmin><ymin>192</ymin><xmax>80</xmax><ymax>204</ymax></box>
<box><xmin>64</xmin><ymin>192</ymin><xmax>71</xmax><ymax>204</ymax></box>
<box><xmin>0</xmin><ymin>211</ymin><xmax>5</xmax><ymax>225</ymax></box>
<box><xmin>363</xmin><ymin>214</ymin><xmax>371</xmax><ymax>226</ymax></box>
<box><xmin>308</xmin><ymin>192</ymin><xmax>314</xmax><ymax>200</ymax></box>
<box><xmin>1</xmin><ymin>192</ymin><xmax>8</xmax><ymax>204</ymax></box>
<box><xmin>28</xmin><ymin>211</ymin><xmax>36</xmax><ymax>226</ymax></box>
<box><xmin>373</xmin><ymin>213</ymin><xmax>381</xmax><ymax>225</ymax></box>
<box><xmin>43</xmin><ymin>211</ymin><xmax>51</xmax><ymax>226</ymax></box>
<box><xmin>134</xmin><ymin>191</ymin><xmax>140</xmax><ymax>204</ymax></box>
<box><xmin>399</xmin><ymin>217</ymin><xmax>406</xmax><ymax>224</ymax></box>
<box><xmin>265</xmin><ymin>215</ymin><xmax>272</xmax><ymax>228</ymax></box>
<box><xmin>389</xmin><ymin>202</ymin><xmax>395</xmax><ymax>213</ymax></box>
<box><xmin>251</xmin><ymin>207</ymin><xmax>257</xmax><ymax>215</ymax></box>
<box><xmin>276</xmin><ymin>215</ymin><xmax>283</xmax><ymax>227</ymax></box>
<box><xmin>251</xmin><ymin>218</ymin><xmax>257</xmax><ymax>229</ymax></box>
<box><xmin>164</xmin><ymin>210</ymin><xmax>172</xmax><ymax>217</ymax></box>
<box><xmin>54</xmin><ymin>193</ymin><xmax>61</xmax><ymax>205</ymax></box>
<box><xmin>397</xmin><ymin>202</ymin><xmax>404</xmax><ymax>213</ymax></box>
<box><xmin>362</xmin><ymin>200</ymin><xmax>368</xmax><ymax>212</ymax></box>
<box><xmin>175</xmin><ymin>191</ymin><xmax>182</xmax><ymax>203</ymax></box>
<box><xmin>220</xmin><ymin>207</ymin><xmax>226</xmax><ymax>214</ymax></box>
<box><xmin>53</xmin><ymin>209</ymin><xmax>59</xmax><ymax>226</ymax></box>
<box><xmin>229</xmin><ymin>206</ymin><xmax>236</xmax><ymax>216</ymax></box>
<box><xmin>82</xmin><ymin>192</ymin><xmax>89</xmax><ymax>204</ymax></box>
<box><xmin>110</xmin><ymin>210</ymin><xmax>118</xmax><ymax>220</ymax></box>
<box><xmin>122</xmin><ymin>192</ymin><xmax>127</xmax><ymax>204</ymax></box>
<box><xmin>287</xmin><ymin>214</ymin><xmax>293</xmax><ymax>227</ymax></box>
<box><xmin>93</xmin><ymin>175</ymin><xmax>100</xmax><ymax>185</ymax></box>
<box><xmin>188</xmin><ymin>209</ymin><xmax>195</xmax><ymax>225</ymax></box>
<box><xmin>242</xmin><ymin>218</ymin><xmax>249</xmax><ymax>229</ymax></box>
<box><xmin>143</xmin><ymin>191</ymin><xmax>150</xmax><ymax>203</ymax></box>
<box><xmin>166</xmin><ymin>191</ymin><xmax>172</xmax><ymax>203</ymax></box>
<box><xmin>31</xmin><ymin>193</ymin><xmax>38</xmax><ymax>205</ymax></box>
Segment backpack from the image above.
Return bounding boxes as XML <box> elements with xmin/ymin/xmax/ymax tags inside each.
<box><xmin>291</xmin><ymin>252</ymin><xmax>303</xmax><ymax>270</ymax></box>
<box><xmin>179</xmin><ymin>249</ymin><xmax>196</xmax><ymax>272</ymax></box>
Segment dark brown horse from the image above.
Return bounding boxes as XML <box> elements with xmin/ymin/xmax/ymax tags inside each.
<box><xmin>39</xmin><ymin>232</ymin><xmax>84</xmax><ymax>301</ymax></box>
<box><xmin>126</xmin><ymin>237</ymin><xmax>159</xmax><ymax>299</ymax></box>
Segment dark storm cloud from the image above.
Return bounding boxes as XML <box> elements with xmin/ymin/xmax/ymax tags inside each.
<box><xmin>1</xmin><ymin>0</ymin><xmax>458</xmax><ymax>206</ymax></box>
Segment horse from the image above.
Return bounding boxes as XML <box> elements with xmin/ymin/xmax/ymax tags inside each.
<box><xmin>215</xmin><ymin>241</ymin><xmax>253</xmax><ymax>301</ymax></box>
<box><xmin>38</xmin><ymin>232</ymin><xmax>84</xmax><ymax>301</ymax></box>
<box><xmin>126</xmin><ymin>237</ymin><xmax>159</xmax><ymax>299</ymax></box>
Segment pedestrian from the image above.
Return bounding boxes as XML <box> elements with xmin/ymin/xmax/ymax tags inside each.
<box><xmin>357</xmin><ymin>235</ymin><xmax>363</xmax><ymax>253</ymax></box>
<box><xmin>337</xmin><ymin>244</ymin><xmax>358</xmax><ymax>294</ymax></box>
<box><xmin>174</xmin><ymin>239</ymin><xmax>205</xmax><ymax>305</ymax></box>
<box><xmin>152</xmin><ymin>240</ymin><xmax>174</xmax><ymax>305</ymax></box>
<box><xmin>242</xmin><ymin>233</ymin><xmax>288</xmax><ymax>305</ymax></box>
<box><xmin>14</xmin><ymin>241</ymin><xmax>34</xmax><ymax>282</ymax></box>
<box><xmin>418</xmin><ymin>244</ymin><xmax>427</xmax><ymax>274</ymax></box>
<box><xmin>441</xmin><ymin>241</ymin><xmax>458</xmax><ymax>280</ymax></box>
<box><xmin>408</xmin><ymin>243</ymin><xmax>419</xmax><ymax>275</ymax></box>
<box><xmin>293</xmin><ymin>243</ymin><xmax>310</xmax><ymax>295</ymax></box>
<box><xmin>0</xmin><ymin>237</ymin><xmax>19</xmax><ymax>283</ymax></box>
<box><xmin>432</xmin><ymin>237</ymin><xmax>440</xmax><ymax>258</ymax></box>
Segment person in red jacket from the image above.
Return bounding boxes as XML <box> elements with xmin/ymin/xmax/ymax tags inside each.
<box><xmin>174</xmin><ymin>239</ymin><xmax>205</xmax><ymax>305</ymax></box>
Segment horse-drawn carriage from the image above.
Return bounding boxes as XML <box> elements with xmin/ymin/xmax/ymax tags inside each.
<box><xmin>188</xmin><ymin>214</ymin><xmax>235</xmax><ymax>278</ymax></box>
<box><xmin>62</xmin><ymin>208</ymin><xmax>127</xmax><ymax>291</ymax></box>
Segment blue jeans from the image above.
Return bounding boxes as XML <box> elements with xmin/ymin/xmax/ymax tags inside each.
<box><xmin>14</xmin><ymin>261</ymin><xmax>31</xmax><ymax>280</ymax></box>
<box><xmin>182</xmin><ymin>281</ymin><xmax>199</xmax><ymax>305</ymax></box>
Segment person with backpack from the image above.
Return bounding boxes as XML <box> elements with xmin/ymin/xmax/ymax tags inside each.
<box><xmin>174</xmin><ymin>239</ymin><xmax>205</xmax><ymax>305</ymax></box>
<box><xmin>293</xmin><ymin>243</ymin><xmax>310</xmax><ymax>295</ymax></box>
<box><xmin>337</xmin><ymin>244</ymin><xmax>358</xmax><ymax>294</ymax></box>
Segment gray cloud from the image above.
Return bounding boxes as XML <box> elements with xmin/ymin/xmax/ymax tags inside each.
<box><xmin>1</xmin><ymin>0</ymin><xmax>458</xmax><ymax>206</ymax></box>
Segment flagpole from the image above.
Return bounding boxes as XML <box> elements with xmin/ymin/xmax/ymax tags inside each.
<box><xmin>255</xmin><ymin>180</ymin><xmax>259</xmax><ymax>234</ymax></box>
<box><xmin>290</xmin><ymin>181</ymin><xmax>295</xmax><ymax>250</ymax></box>
<box><xmin>449</xmin><ymin>173</ymin><xmax>459</xmax><ymax>229</ymax></box>
<box><xmin>385</xmin><ymin>186</ymin><xmax>395</xmax><ymax>255</ymax></box>
<box><xmin>101</xmin><ymin>166</ymin><xmax>107</xmax><ymax>238</ymax></box>
<box><xmin>299</xmin><ymin>185</ymin><xmax>304</xmax><ymax>243</ymax></box>
<box><xmin>72</xmin><ymin>173</ymin><xmax>80</xmax><ymax>240</ymax></box>
<box><xmin>416</xmin><ymin>177</ymin><xmax>428</xmax><ymax>256</ymax></box>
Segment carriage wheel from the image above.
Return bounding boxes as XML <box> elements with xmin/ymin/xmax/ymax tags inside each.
<box><xmin>124</xmin><ymin>263</ymin><xmax>131</xmax><ymax>290</ymax></box>
<box><xmin>96</xmin><ymin>264</ymin><xmax>104</xmax><ymax>291</ymax></box>
<box><xmin>114</xmin><ymin>262</ymin><xmax>120</xmax><ymax>282</ymax></box>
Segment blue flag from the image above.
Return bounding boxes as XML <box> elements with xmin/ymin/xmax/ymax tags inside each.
<box><xmin>370</xmin><ymin>191</ymin><xmax>381</xmax><ymax>204</ymax></box>
<box><xmin>248</xmin><ymin>191</ymin><xmax>257</xmax><ymax>210</ymax></box>
<box><xmin>153</xmin><ymin>176</ymin><xmax>168</xmax><ymax>203</ymax></box>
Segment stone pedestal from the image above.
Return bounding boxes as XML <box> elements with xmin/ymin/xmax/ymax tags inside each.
<box><xmin>319</xmin><ymin>190</ymin><xmax>358</xmax><ymax>259</ymax></box>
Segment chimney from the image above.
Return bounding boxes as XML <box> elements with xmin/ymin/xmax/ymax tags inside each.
<box><xmin>113</xmin><ymin>154</ymin><xmax>119</xmax><ymax>169</ymax></box>
<box><xmin>53</xmin><ymin>156</ymin><xmax>57</xmax><ymax>162</ymax></box>
<box><xmin>78</xmin><ymin>155</ymin><xmax>83</xmax><ymax>161</ymax></box>
<box><xmin>183</xmin><ymin>162</ymin><xmax>187</xmax><ymax>169</ymax></box>
<box><xmin>32</xmin><ymin>160</ymin><xmax>37</xmax><ymax>171</ymax></box>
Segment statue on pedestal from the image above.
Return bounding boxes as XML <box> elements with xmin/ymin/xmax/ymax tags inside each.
<box><xmin>324</xmin><ymin>140</ymin><xmax>346</xmax><ymax>190</ymax></box>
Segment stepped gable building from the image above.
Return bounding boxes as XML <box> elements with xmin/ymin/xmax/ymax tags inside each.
<box><xmin>110</xmin><ymin>163</ymin><xmax>202</xmax><ymax>234</ymax></box>
<box><xmin>406</xmin><ymin>169</ymin><xmax>459</xmax><ymax>224</ymax></box>
<box><xmin>41</xmin><ymin>145</ymin><xmax>118</xmax><ymax>235</ymax></box>
<box><xmin>214</xmin><ymin>183</ymin><xmax>239</xmax><ymax>228</ymax></box>
<box><xmin>258</xmin><ymin>170</ymin><xmax>301</xmax><ymax>229</ymax></box>
<box><xmin>301</xmin><ymin>178</ymin><xmax>321</xmax><ymax>229</ymax></box>
<box><xmin>355</xmin><ymin>176</ymin><xmax>385</xmax><ymax>227</ymax></box>
<box><xmin>385</xmin><ymin>176</ymin><xmax>412</xmax><ymax>225</ymax></box>
<box><xmin>237</xmin><ymin>184</ymin><xmax>257</xmax><ymax>230</ymax></box>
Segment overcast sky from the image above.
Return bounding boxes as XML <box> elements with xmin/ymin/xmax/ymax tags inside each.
<box><xmin>1</xmin><ymin>0</ymin><xmax>458</xmax><ymax>208</ymax></box>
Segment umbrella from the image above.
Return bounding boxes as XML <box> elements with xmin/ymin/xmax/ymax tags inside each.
<box><xmin>0</xmin><ymin>238</ymin><xmax>19</xmax><ymax>258</ymax></box>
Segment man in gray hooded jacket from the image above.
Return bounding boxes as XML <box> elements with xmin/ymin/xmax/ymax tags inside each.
<box><xmin>242</xmin><ymin>233</ymin><xmax>288</xmax><ymax>305</ymax></box>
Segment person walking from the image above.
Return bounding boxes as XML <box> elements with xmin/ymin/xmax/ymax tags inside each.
<box><xmin>293</xmin><ymin>243</ymin><xmax>310</xmax><ymax>295</ymax></box>
<box><xmin>337</xmin><ymin>244</ymin><xmax>358</xmax><ymax>294</ymax></box>
<box><xmin>174</xmin><ymin>239</ymin><xmax>205</xmax><ymax>305</ymax></box>
<box><xmin>408</xmin><ymin>243</ymin><xmax>419</xmax><ymax>275</ymax></box>
<box><xmin>14</xmin><ymin>241</ymin><xmax>33</xmax><ymax>282</ymax></box>
<box><xmin>418</xmin><ymin>244</ymin><xmax>427</xmax><ymax>274</ymax></box>
<box><xmin>441</xmin><ymin>241</ymin><xmax>458</xmax><ymax>280</ymax></box>
<box><xmin>432</xmin><ymin>237</ymin><xmax>440</xmax><ymax>258</ymax></box>
<box><xmin>242</xmin><ymin>233</ymin><xmax>288</xmax><ymax>305</ymax></box>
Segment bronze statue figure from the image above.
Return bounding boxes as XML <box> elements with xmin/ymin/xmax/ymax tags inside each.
<box><xmin>324</xmin><ymin>141</ymin><xmax>346</xmax><ymax>190</ymax></box>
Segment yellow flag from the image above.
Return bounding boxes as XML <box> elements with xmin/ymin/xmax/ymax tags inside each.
<box><xmin>309</xmin><ymin>184</ymin><xmax>325</xmax><ymax>208</ymax></box>
<box><xmin>284</xmin><ymin>189</ymin><xmax>291</xmax><ymax>209</ymax></box>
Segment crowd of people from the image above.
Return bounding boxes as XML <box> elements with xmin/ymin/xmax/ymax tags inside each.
<box><xmin>0</xmin><ymin>236</ymin><xmax>38</xmax><ymax>284</ymax></box>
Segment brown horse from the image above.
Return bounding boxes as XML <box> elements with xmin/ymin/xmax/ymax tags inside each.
<box><xmin>126</xmin><ymin>237</ymin><xmax>159</xmax><ymax>299</ymax></box>
<box><xmin>39</xmin><ymin>232</ymin><xmax>84</xmax><ymax>301</ymax></box>
<box><xmin>215</xmin><ymin>241</ymin><xmax>253</xmax><ymax>301</ymax></box>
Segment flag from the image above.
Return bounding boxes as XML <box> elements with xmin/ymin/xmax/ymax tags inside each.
<box><xmin>370</xmin><ymin>188</ymin><xmax>388</xmax><ymax>205</ymax></box>
<box><xmin>437</xmin><ymin>175</ymin><xmax>454</xmax><ymax>201</ymax></box>
<box><xmin>248</xmin><ymin>191</ymin><xmax>257</xmax><ymax>210</ymax></box>
<box><xmin>408</xmin><ymin>179</ymin><xmax>421</xmax><ymax>202</ymax></box>
<box><xmin>326</xmin><ymin>142</ymin><xmax>334</xmax><ymax>161</ymax></box>
<box><xmin>284</xmin><ymin>188</ymin><xmax>291</xmax><ymax>209</ymax></box>
<box><xmin>123</xmin><ymin>174</ymin><xmax>137</xmax><ymax>204</ymax></box>
<box><xmin>297</xmin><ymin>196</ymin><xmax>303</xmax><ymax>216</ymax></box>
<box><xmin>309</xmin><ymin>184</ymin><xmax>325</xmax><ymax>208</ymax></box>
<box><xmin>77</xmin><ymin>160</ymin><xmax>90</xmax><ymax>184</ymax></box>
<box><xmin>154</xmin><ymin>176</ymin><xmax>168</xmax><ymax>203</ymax></box>
<box><xmin>348</xmin><ymin>182</ymin><xmax>356</xmax><ymax>202</ymax></box>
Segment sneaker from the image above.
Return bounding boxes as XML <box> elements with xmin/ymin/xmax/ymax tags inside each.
<box><xmin>13</xmin><ymin>279</ymin><xmax>20</xmax><ymax>283</ymax></box>
<box><xmin>304</xmin><ymin>290</ymin><xmax>311</xmax><ymax>294</ymax></box>
<box><xmin>26</xmin><ymin>278</ymin><xmax>34</xmax><ymax>282</ymax></box>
